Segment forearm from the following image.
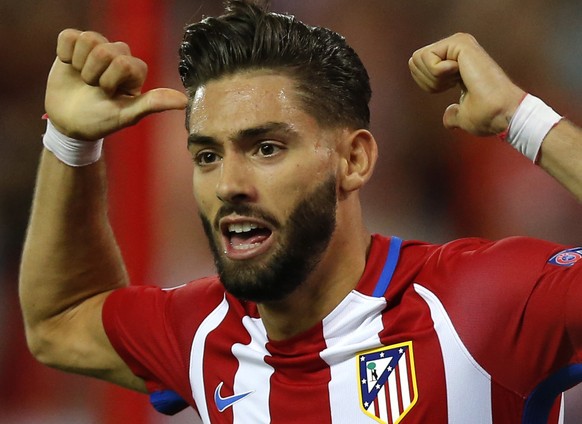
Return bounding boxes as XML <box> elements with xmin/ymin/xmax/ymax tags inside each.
<box><xmin>538</xmin><ymin>120</ymin><xmax>582</xmax><ymax>201</ymax></box>
<box><xmin>19</xmin><ymin>148</ymin><xmax>128</xmax><ymax>336</ymax></box>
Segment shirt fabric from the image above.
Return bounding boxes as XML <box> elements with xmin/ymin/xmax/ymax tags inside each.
<box><xmin>102</xmin><ymin>234</ymin><xmax>582</xmax><ymax>423</ymax></box>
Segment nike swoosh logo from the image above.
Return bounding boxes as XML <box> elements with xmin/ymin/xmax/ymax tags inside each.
<box><xmin>214</xmin><ymin>382</ymin><xmax>254</xmax><ymax>412</ymax></box>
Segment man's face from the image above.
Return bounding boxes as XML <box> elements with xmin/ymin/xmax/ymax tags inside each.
<box><xmin>187</xmin><ymin>71</ymin><xmax>342</xmax><ymax>302</ymax></box>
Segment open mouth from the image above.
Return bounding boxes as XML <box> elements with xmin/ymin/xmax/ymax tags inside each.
<box><xmin>220</xmin><ymin>218</ymin><xmax>274</xmax><ymax>259</ymax></box>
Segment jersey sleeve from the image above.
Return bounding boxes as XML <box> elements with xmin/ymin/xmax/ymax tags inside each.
<box><xmin>102</xmin><ymin>277</ymin><xmax>226</xmax><ymax>408</ymax></box>
<box><xmin>560</xmin><ymin>252</ymin><xmax>582</xmax><ymax>359</ymax></box>
<box><xmin>419</xmin><ymin>236</ymin><xmax>582</xmax><ymax>394</ymax></box>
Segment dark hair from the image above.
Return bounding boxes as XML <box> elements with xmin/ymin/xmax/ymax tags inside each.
<box><xmin>179</xmin><ymin>0</ymin><xmax>371</xmax><ymax>129</ymax></box>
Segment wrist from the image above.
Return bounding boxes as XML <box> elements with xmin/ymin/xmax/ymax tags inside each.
<box><xmin>43</xmin><ymin>119</ymin><xmax>104</xmax><ymax>167</ymax></box>
<box><xmin>499</xmin><ymin>94</ymin><xmax>563</xmax><ymax>163</ymax></box>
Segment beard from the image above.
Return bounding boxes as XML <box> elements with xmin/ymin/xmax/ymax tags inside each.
<box><xmin>200</xmin><ymin>176</ymin><xmax>337</xmax><ymax>303</ymax></box>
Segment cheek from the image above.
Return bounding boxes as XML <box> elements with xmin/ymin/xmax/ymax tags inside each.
<box><xmin>294</xmin><ymin>150</ymin><xmax>338</xmax><ymax>187</ymax></box>
<box><xmin>269</xmin><ymin>155</ymin><xmax>337</xmax><ymax>212</ymax></box>
<box><xmin>192</xmin><ymin>173</ymin><xmax>215</xmax><ymax>214</ymax></box>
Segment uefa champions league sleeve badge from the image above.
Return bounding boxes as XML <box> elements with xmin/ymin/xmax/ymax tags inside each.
<box><xmin>548</xmin><ymin>247</ymin><xmax>582</xmax><ymax>267</ymax></box>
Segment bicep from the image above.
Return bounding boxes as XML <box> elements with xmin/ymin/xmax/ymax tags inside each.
<box><xmin>35</xmin><ymin>290</ymin><xmax>146</xmax><ymax>392</ymax></box>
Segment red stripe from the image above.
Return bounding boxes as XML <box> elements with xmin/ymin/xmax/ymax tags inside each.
<box><xmin>265</xmin><ymin>322</ymin><xmax>333</xmax><ymax>423</ymax></box>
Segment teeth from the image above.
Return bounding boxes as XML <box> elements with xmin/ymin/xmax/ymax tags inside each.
<box><xmin>232</xmin><ymin>242</ymin><xmax>261</xmax><ymax>250</ymax></box>
<box><xmin>228</xmin><ymin>223</ymin><xmax>259</xmax><ymax>233</ymax></box>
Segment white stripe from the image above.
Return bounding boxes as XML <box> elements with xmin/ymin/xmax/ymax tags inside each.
<box><xmin>231</xmin><ymin>316</ymin><xmax>273</xmax><ymax>423</ymax></box>
<box><xmin>399</xmin><ymin>353</ymin><xmax>411</xmax><ymax>408</ymax></box>
<box><xmin>558</xmin><ymin>394</ymin><xmax>564</xmax><ymax>424</ymax></box>
<box><xmin>414</xmin><ymin>284</ymin><xmax>492</xmax><ymax>424</ymax></box>
<box><xmin>377</xmin><ymin>385</ymin><xmax>389</xmax><ymax>423</ymax></box>
<box><xmin>189</xmin><ymin>296</ymin><xmax>230</xmax><ymax>424</ymax></box>
<box><xmin>320</xmin><ymin>291</ymin><xmax>387</xmax><ymax>423</ymax></box>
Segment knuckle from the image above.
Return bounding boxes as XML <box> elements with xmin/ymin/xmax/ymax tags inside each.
<box><xmin>112</xmin><ymin>41</ymin><xmax>131</xmax><ymax>55</ymax></box>
<box><xmin>78</xmin><ymin>30</ymin><xmax>108</xmax><ymax>47</ymax></box>
<box><xmin>90</xmin><ymin>43</ymin><xmax>137</xmax><ymax>69</ymax></box>
<box><xmin>452</xmin><ymin>31</ymin><xmax>469</xmax><ymax>39</ymax></box>
<box><xmin>98</xmin><ymin>75</ymin><xmax>116</xmax><ymax>95</ymax></box>
<box><xmin>56</xmin><ymin>28</ymin><xmax>81</xmax><ymax>62</ymax></box>
<box><xmin>58</xmin><ymin>28</ymin><xmax>81</xmax><ymax>43</ymax></box>
<box><xmin>111</xmin><ymin>54</ymin><xmax>134</xmax><ymax>72</ymax></box>
<box><xmin>91</xmin><ymin>43</ymin><xmax>116</xmax><ymax>61</ymax></box>
<box><xmin>115</xmin><ymin>55</ymin><xmax>147</xmax><ymax>77</ymax></box>
<box><xmin>453</xmin><ymin>32</ymin><xmax>478</xmax><ymax>45</ymax></box>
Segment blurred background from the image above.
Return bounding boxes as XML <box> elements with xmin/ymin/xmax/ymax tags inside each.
<box><xmin>2</xmin><ymin>0</ymin><xmax>582</xmax><ymax>422</ymax></box>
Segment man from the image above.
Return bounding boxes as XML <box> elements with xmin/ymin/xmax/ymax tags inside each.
<box><xmin>19</xmin><ymin>0</ymin><xmax>582</xmax><ymax>423</ymax></box>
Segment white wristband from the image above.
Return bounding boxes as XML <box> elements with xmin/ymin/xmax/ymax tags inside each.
<box><xmin>42</xmin><ymin>119</ymin><xmax>104</xmax><ymax>167</ymax></box>
<box><xmin>504</xmin><ymin>94</ymin><xmax>562</xmax><ymax>163</ymax></box>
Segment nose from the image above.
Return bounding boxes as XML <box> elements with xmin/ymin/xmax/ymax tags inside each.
<box><xmin>215</xmin><ymin>154</ymin><xmax>257</xmax><ymax>204</ymax></box>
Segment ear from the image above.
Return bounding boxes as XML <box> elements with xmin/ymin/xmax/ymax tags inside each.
<box><xmin>338</xmin><ymin>129</ymin><xmax>378</xmax><ymax>193</ymax></box>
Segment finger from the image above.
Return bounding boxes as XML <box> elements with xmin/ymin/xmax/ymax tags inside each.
<box><xmin>409</xmin><ymin>56</ymin><xmax>455</xmax><ymax>93</ymax></box>
<box><xmin>415</xmin><ymin>49</ymin><xmax>460</xmax><ymax>86</ymax></box>
<box><xmin>409</xmin><ymin>51</ymin><xmax>436</xmax><ymax>85</ymax></box>
<box><xmin>56</xmin><ymin>29</ymin><xmax>82</xmax><ymax>63</ymax></box>
<box><xmin>425</xmin><ymin>55</ymin><xmax>460</xmax><ymax>79</ymax></box>
<box><xmin>408</xmin><ymin>58</ymin><xmax>434</xmax><ymax>92</ymax></box>
<box><xmin>81</xmin><ymin>41</ymin><xmax>132</xmax><ymax>86</ymax></box>
<box><xmin>120</xmin><ymin>88</ymin><xmax>188</xmax><ymax>127</ymax></box>
<box><xmin>410</xmin><ymin>52</ymin><xmax>441</xmax><ymax>90</ymax></box>
<box><xmin>411</xmin><ymin>35</ymin><xmax>464</xmax><ymax>82</ymax></box>
<box><xmin>71</xmin><ymin>31</ymin><xmax>109</xmax><ymax>71</ymax></box>
<box><xmin>98</xmin><ymin>55</ymin><xmax>148</xmax><ymax>97</ymax></box>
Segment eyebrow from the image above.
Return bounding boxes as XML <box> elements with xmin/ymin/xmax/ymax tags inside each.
<box><xmin>187</xmin><ymin>121</ymin><xmax>299</xmax><ymax>149</ymax></box>
<box><xmin>187</xmin><ymin>133</ymin><xmax>217</xmax><ymax>149</ymax></box>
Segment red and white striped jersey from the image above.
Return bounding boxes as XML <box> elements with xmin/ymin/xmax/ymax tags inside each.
<box><xmin>103</xmin><ymin>234</ymin><xmax>582</xmax><ymax>423</ymax></box>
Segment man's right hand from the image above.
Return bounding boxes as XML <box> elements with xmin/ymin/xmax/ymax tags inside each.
<box><xmin>45</xmin><ymin>29</ymin><xmax>188</xmax><ymax>141</ymax></box>
<box><xmin>20</xmin><ymin>29</ymin><xmax>189</xmax><ymax>391</ymax></box>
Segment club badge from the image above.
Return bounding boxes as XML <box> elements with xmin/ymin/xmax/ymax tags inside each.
<box><xmin>357</xmin><ymin>341</ymin><xmax>418</xmax><ymax>424</ymax></box>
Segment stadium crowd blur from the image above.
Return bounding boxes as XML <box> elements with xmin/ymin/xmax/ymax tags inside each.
<box><xmin>1</xmin><ymin>0</ymin><xmax>582</xmax><ymax>422</ymax></box>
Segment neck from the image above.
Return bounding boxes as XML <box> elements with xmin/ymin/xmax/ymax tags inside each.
<box><xmin>257</xmin><ymin>217</ymin><xmax>371</xmax><ymax>341</ymax></box>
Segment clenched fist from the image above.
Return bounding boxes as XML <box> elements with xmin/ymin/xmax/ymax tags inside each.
<box><xmin>409</xmin><ymin>33</ymin><xmax>525</xmax><ymax>136</ymax></box>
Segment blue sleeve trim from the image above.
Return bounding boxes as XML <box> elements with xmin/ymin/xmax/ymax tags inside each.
<box><xmin>522</xmin><ymin>363</ymin><xmax>582</xmax><ymax>424</ymax></box>
<box><xmin>372</xmin><ymin>236</ymin><xmax>403</xmax><ymax>298</ymax></box>
<box><xmin>150</xmin><ymin>389</ymin><xmax>189</xmax><ymax>415</ymax></box>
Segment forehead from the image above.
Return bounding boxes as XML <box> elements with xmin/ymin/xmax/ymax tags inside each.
<box><xmin>188</xmin><ymin>71</ymin><xmax>316</xmax><ymax>135</ymax></box>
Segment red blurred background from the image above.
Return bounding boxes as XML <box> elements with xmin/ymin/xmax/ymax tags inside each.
<box><xmin>1</xmin><ymin>0</ymin><xmax>582</xmax><ymax>422</ymax></box>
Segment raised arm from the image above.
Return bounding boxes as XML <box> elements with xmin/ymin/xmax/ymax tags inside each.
<box><xmin>19</xmin><ymin>29</ymin><xmax>187</xmax><ymax>390</ymax></box>
<box><xmin>409</xmin><ymin>33</ymin><xmax>582</xmax><ymax>200</ymax></box>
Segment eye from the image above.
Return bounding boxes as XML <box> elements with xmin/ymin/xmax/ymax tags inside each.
<box><xmin>194</xmin><ymin>151</ymin><xmax>222</xmax><ymax>166</ymax></box>
<box><xmin>256</xmin><ymin>142</ymin><xmax>282</xmax><ymax>158</ymax></box>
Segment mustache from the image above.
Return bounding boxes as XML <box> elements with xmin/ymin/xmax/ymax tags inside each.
<box><xmin>212</xmin><ymin>203</ymin><xmax>280</xmax><ymax>230</ymax></box>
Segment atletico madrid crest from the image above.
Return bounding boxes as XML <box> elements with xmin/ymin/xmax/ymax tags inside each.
<box><xmin>357</xmin><ymin>341</ymin><xmax>418</xmax><ymax>424</ymax></box>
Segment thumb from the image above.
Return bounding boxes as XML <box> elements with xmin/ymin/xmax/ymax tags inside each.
<box><xmin>121</xmin><ymin>88</ymin><xmax>188</xmax><ymax>126</ymax></box>
<box><xmin>443</xmin><ymin>103</ymin><xmax>461</xmax><ymax>130</ymax></box>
